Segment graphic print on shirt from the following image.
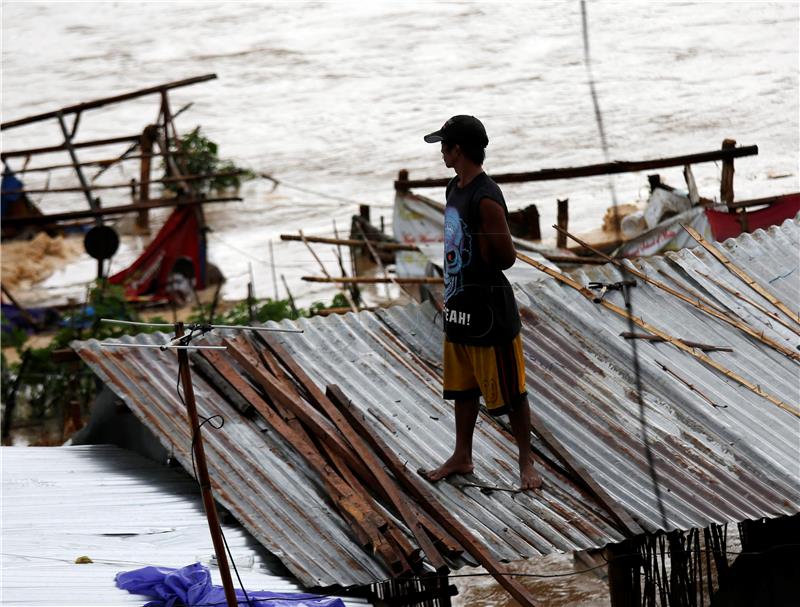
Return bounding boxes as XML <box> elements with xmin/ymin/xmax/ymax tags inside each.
<box><xmin>444</xmin><ymin>206</ymin><xmax>471</xmax><ymax>302</ymax></box>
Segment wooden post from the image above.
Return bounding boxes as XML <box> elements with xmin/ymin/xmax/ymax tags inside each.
<box><xmin>720</xmin><ymin>139</ymin><xmax>736</xmax><ymax>205</ymax></box>
<box><xmin>397</xmin><ymin>169</ymin><xmax>409</xmax><ymax>192</ymax></box>
<box><xmin>604</xmin><ymin>539</ymin><xmax>641</xmax><ymax>607</ymax></box>
<box><xmin>136</xmin><ymin>124</ymin><xmax>158</xmax><ymax>231</ymax></box>
<box><xmin>527</xmin><ymin>204</ymin><xmax>541</xmax><ymax>241</ymax></box>
<box><xmin>174</xmin><ymin>323</ymin><xmax>238</xmax><ymax>607</ymax></box>
<box><xmin>556</xmin><ymin>198</ymin><xmax>569</xmax><ymax>248</ymax></box>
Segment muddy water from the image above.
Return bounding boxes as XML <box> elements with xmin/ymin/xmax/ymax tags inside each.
<box><xmin>2</xmin><ymin>2</ymin><xmax>797</xmax><ymax>306</ymax></box>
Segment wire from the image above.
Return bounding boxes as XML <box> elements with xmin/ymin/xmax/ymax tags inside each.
<box><xmin>259</xmin><ymin>173</ymin><xmax>370</xmax><ymax>209</ymax></box>
<box><xmin>580</xmin><ymin>0</ymin><xmax>668</xmax><ymax>530</ymax></box>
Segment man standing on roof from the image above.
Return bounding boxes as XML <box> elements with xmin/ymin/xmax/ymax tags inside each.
<box><xmin>420</xmin><ymin>115</ymin><xmax>542</xmax><ymax>490</ymax></box>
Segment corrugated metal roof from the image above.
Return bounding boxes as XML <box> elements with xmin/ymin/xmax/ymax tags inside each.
<box><xmin>0</xmin><ymin>445</ymin><xmax>370</xmax><ymax>607</ymax></box>
<box><xmin>72</xmin><ymin>217</ymin><xmax>800</xmax><ymax>588</ymax></box>
<box><xmin>72</xmin><ymin>327</ymin><xmax>625</xmax><ymax>587</ymax></box>
<box><xmin>522</xmin><ymin>217</ymin><xmax>800</xmax><ymax>531</ymax></box>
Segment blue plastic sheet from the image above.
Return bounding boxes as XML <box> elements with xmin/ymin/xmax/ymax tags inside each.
<box><xmin>116</xmin><ymin>562</ymin><xmax>346</xmax><ymax>607</ymax></box>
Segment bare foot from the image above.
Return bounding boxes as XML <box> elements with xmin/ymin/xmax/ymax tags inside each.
<box><xmin>519</xmin><ymin>458</ymin><xmax>543</xmax><ymax>491</ymax></box>
<box><xmin>418</xmin><ymin>456</ymin><xmax>474</xmax><ymax>482</ymax></box>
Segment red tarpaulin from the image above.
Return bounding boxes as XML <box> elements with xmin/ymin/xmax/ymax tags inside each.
<box><xmin>706</xmin><ymin>193</ymin><xmax>800</xmax><ymax>242</ymax></box>
<box><xmin>109</xmin><ymin>206</ymin><xmax>205</xmax><ymax>301</ymax></box>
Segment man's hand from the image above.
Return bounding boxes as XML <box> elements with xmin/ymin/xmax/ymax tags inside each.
<box><xmin>478</xmin><ymin>197</ymin><xmax>516</xmax><ymax>270</ymax></box>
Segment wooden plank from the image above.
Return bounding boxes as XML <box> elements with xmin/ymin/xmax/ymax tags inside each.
<box><xmin>199</xmin><ymin>347</ymin><xmax>405</xmax><ymax>572</ymax></box>
<box><xmin>516</xmin><ymin>252</ymin><xmax>800</xmax><ymax>418</ymax></box>
<box><xmin>326</xmin><ymin>384</ymin><xmax>541</xmax><ymax>607</ymax></box>
<box><xmin>258</xmin><ymin>337</ymin><xmax>463</xmax><ymax>561</ymax></box>
<box><xmin>726</xmin><ymin>193</ymin><xmax>799</xmax><ymax>210</ymax></box>
<box><xmin>250</xmin><ymin>335</ymin><xmax>448</xmax><ymax>573</ymax></box>
<box><xmin>394</xmin><ymin>145</ymin><xmax>759</xmax><ymax>190</ymax></box>
<box><xmin>683</xmin><ymin>224</ymin><xmax>800</xmax><ymax>326</ymax></box>
<box><xmin>554</xmin><ymin>225</ymin><xmax>800</xmax><ymax>361</ymax></box>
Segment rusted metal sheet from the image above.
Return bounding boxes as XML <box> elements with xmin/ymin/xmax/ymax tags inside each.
<box><xmin>72</xmin><ymin>218</ymin><xmax>799</xmax><ymax>589</ymax></box>
<box><xmin>73</xmin><ymin>326</ymin><xmax>623</xmax><ymax>588</ymax></box>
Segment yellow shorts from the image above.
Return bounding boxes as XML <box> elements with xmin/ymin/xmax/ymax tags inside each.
<box><xmin>443</xmin><ymin>334</ymin><xmax>527</xmax><ymax>416</ymax></box>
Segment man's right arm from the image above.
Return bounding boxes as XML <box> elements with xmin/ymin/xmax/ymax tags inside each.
<box><xmin>477</xmin><ymin>197</ymin><xmax>516</xmax><ymax>270</ymax></box>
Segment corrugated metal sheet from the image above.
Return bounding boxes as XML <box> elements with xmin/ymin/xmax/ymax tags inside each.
<box><xmin>72</xmin><ymin>217</ymin><xmax>800</xmax><ymax>589</ymax></box>
<box><xmin>519</xmin><ymin>217</ymin><xmax>800</xmax><ymax>531</ymax></box>
<box><xmin>1</xmin><ymin>445</ymin><xmax>369</xmax><ymax>607</ymax></box>
<box><xmin>72</xmin><ymin>326</ymin><xmax>625</xmax><ymax>588</ymax></box>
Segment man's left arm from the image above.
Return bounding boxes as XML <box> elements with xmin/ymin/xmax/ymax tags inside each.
<box><xmin>477</xmin><ymin>197</ymin><xmax>516</xmax><ymax>270</ymax></box>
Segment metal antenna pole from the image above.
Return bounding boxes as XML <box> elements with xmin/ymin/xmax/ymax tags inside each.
<box><xmin>174</xmin><ymin>322</ymin><xmax>238</xmax><ymax>607</ymax></box>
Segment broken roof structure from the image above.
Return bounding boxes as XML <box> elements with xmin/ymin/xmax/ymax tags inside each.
<box><xmin>72</xmin><ymin>218</ymin><xmax>800</xmax><ymax>600</ymax></box>
<box><xmin>1</xmin><ymin>445</ymin><xmax>369</xmax><ymax>607</ymax></box>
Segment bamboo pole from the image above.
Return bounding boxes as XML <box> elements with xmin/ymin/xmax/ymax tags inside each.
<box><xmin>553</xmin><ymin>225</ymin><xmax>800</xmax><ymax>362</ymax></box>
<box><xmin>516</xmin><ymin>252</ymin><xmax>800</xmax><ymax>418</ymax></box>
<box><xmin>281</xmin><ymin>233</ymin><xmax>419</xmax><ymax>251</ymax></box>
<box><xmin>695</xmin><ymin>271</ymin><xmax>800</xmax><ymax>336</ymax></box>
<box><xmin>683</xmin><ymin>224</ymin><xmax>800</xmax><ymax>326</ymax></box>
<box><xmin>299</xmin><ymin>229</ymin><xmax>359</xmax><ymax>314</ymax></box>
<box><xmin>302</xmin><ymin>276</ymin><xmax>443</xmax><ymax>285</ymax></box>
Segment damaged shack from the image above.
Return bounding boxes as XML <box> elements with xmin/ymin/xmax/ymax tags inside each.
<box><xmin>71</xmin><ymin>218</ymin><xmax>800</xmax><ymax>606</ymax></box>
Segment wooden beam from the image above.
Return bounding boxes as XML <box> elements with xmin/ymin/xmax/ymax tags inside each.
<box><xmin>199</xmin><ymin>346</ymin><xmax>406</xmax><ymax>574</ymax></box>
<box><xmin>1</xmin><ymin>170</ymin><xmax>246</xmax><ymax>196</ymax></box>
<box><xmin>1</xmin><ymin>74</ymin><xmax>217</xmax><ymax>130</ymax></box>
<box><xmin>726</xmin><ymin>193</ymin><xmax>799</xmax><ymax>210</ymax></box>
<box><xmin>1</xmin><ymin>195</ymin><xmax>240</xmax><ymax>227</ymax></box>
<box><xmin>280</xmin><ymin>234</ymin><xmax>419</xmax><ymax>251</ymax></box>
<box><xmin>394</xmin><ymin>145</ymin><xmax>759</xmax><ymax>190</ymax></box>
<box><xmin>1</xmin><ymin>135</ymin><xmax>141</xmax><ymax>159</ymax></box>
<box><xmin>10</xmin><ymin>151</ymin><xmax>183</xmax><ymax>174</ymax></box>
<box><xmin>302</xmin><ymin>276</ymin><xmax>443</xmax><ymax>285</ymax></box>
<box><xmin>326</xmin><ymin>384</ymin><xmax>541</xmax><ymax>607</ymax></box>
<box><xmin>225</xmin><ymin>337</ymin><xmax>448</xmax><ymax>573</ymax></box>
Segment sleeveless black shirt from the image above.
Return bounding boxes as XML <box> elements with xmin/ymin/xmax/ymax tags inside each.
<box><xmin>442</xmin><ymin>172</ymin><xmax>521</xmax><ymax>346</ymax></box>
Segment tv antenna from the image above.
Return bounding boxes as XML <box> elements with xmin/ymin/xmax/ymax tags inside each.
<box><xmin>99</xmin><ymin>318</ymin><xmax>303</xmax><ymax>607</ymax></box>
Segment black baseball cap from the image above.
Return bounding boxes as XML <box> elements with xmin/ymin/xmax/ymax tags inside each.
<box><xmin>424</xmin><ymin>115</ymin><xmax>488</xmax><ymax>148</ymax></box>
